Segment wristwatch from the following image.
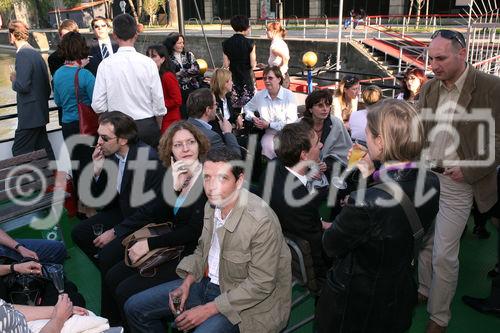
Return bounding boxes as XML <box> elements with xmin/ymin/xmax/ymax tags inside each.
<box><xmin>14</xmin><ymin>243</ymin><xmax>23</xmax><ymax>250</ymax></box>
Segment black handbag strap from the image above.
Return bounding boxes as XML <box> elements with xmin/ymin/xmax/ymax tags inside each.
<box><xmin>373</xmin><ymin>182</ymin><xmax>424</xmax><ymax>245</ymax></box>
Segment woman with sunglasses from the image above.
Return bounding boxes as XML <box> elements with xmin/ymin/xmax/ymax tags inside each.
<box><xmin>243</xmin><ymin>66</ymin><xmax>297</xmax><ymax>159</ymax></box>
<box><xmin>316</xmin><ymin>99</ymin><xmax>440</xmax><ymax>333</ymax></box>
<box><xmin>102</xmin><ymin>121</ymin><xmax>208</xmax><ymax>328</ymax></box>
<box><xmin>331</xmin><ymin>75</ymin><xmax>360</xmax><ymax>129</ymax></box>
<box><xmin>397</xmin><ymin>67</ymin><xmax>428</xmax><ymax>103</ymax></box>
<box><xmin>146</xmin><ymin>44</ymin><xmax>182</xmax><ymax>133</ymax></box>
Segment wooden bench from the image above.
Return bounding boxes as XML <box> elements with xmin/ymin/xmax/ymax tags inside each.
<box><xmin>0</xmin><ymin>149</ymin><xmax>69</xmax><ymax>232</ymax></box>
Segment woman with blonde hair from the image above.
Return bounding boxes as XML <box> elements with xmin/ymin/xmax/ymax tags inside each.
<box><xmin>316</xmin><ymin>99</ymin><xmax>439</xmax><ymax>333</ymax></box>
<box><xmin>331</xmin><ymin>75</ymin><xmax>360</xmax><ymax>127</ymax></box>
<box><xmin>210</xmin><ymin>68</ymin><xmax>238</xmax><ymax>125</ymax></box>
<box><xmin>317</xmin><ymin>99</ymin><xmax>440</xmax><ymax>333</ymax></box>
<box><xmin>266</xmin><ymin>21</ymin><xmax>290</xmax><ymax>88</ymax></box>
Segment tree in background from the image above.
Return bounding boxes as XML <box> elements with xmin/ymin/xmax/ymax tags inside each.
<box><xmin>143</xmin><ymin>0</ymin><xmax>159</xmax><ymax>25</ymax></box>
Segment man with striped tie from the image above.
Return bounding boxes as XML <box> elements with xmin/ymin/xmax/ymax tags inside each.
<box><xmin>86</xmin><ymin>16</ymin><xmax>118</xmax><ymax>76</ymax></box>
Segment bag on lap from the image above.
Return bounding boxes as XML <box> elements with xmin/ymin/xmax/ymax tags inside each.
<box><xmin>122</xmin><ymin>223</ymin><xmax>184</xmax><ymax>278</ymax></box>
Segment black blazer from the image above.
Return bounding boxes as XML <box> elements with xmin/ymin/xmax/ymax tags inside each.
<box><xmin>85</xmin><ymin>38</ymin><xmax>119</xmax><ymax>76</ymax></box>
<box><xmin>266</xmin><ymin>161</ymin><xmax>330</xmax><ymax>280</ymax></box>
<box><xmin>90</xmin><ymin>142</ymin><xmax>166</xmax><ymax>237</ymax></box>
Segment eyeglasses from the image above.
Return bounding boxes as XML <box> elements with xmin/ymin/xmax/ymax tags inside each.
<box><xmin>94</xmin><ymin>24</ymin><xmax>108</xmax><ymax>29</ymax></box>
<box><xmin>99</xmin><ymin>135</ymin><xmax>117</xmax><ymax>142</ymax></box>
<box><xmin>172</xmin><ymin>139</ymin><xmax>197</xmax><ymax>150</ymax></box>
<box><xmin>431</xmin><ymin>29</ymin><xmax>466</xmax><ymax>48</ymax></box>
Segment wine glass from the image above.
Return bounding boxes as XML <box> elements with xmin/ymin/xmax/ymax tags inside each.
<box><xmin>331</xmin><ymin>142</ymin><xmax>367</xmax><ymax>189</ymax></box>
<box><xmin>92</xmin><ymin>224</ymin><xmax>104</xmax><ymax>236</ymax></box>
<box><xmin>45</xmin><ymin>264</ymin><xmax>65</xmax><ymax>294</ymax></box>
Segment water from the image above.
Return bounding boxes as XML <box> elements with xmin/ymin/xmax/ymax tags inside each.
<box><xmin>0</xmin><ymin>51</ymin><xmax>60</xmax><ymax>141</ymax></box>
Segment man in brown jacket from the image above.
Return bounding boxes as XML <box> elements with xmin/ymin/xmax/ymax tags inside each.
<box><xmin>417</xmin><ymin>29</ymin><xmax>500</xmax><ymax>332</ymax></box>
<box><xmin>124</xmin><ymin>147</ymin><xmax>292</xmax><ymax>333</ymax></box>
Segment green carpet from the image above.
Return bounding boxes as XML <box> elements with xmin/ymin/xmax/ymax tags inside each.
<box><xmin>8</xmin><ymin>211</ymin><xmax>500</xmax><ymax>332</ymax></box>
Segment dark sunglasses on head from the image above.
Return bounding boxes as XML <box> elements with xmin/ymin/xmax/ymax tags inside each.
<box><xmin>431</xmin><ymin>29</ymin><xmax>466</xmax><ymax>48</ymax></box>
<box><xmin>343</xmin><ymin>76</ymin><xmax>359</xmax><ymax>87</ymax></box>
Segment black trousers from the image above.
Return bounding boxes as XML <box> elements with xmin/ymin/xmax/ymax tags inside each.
<box><xmin>61</xmin><ymin>121</ymin><xmax>94</xmax><ymax>201</ymax></box>
<box><xmin>71</xmin><ymin>208</ymin><xmax>125</xmax><ymax>271</ymax></box>
<box><xmin>12</xmin><ymin>126</ymin><xmax>55</xmax><ymax>160</ymax></box>
<box><xmin>102</xmin><ymin>259</ymin><xmax>179</xmax><ymax>326</ymax></box>
<box><xmin>135</xmin><ymin>117</ymin><xmax>161</xmax><ymax>149</ymax></box>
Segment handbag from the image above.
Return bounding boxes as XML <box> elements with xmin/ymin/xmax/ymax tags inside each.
<box><xmin>74</xmin><ymin>68</ymin><xmax>99</xmax><ymax>136</ymax></box>
<box><xmin>122</xmin><ymin>223</ymin><xmax>184</xmax><ymax>277</ymax></box>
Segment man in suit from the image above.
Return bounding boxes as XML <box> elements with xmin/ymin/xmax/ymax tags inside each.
<box><xmin>8</xmin><ymin>20</ymin><xmax>54</xmax><ymax>159</ymax></box>
<box><xmin>71</xmin><ymin>111</ymin><xmax>165</xmax><ymax>275</ymax></box>
<box><xmin>418</xmin><ymin>30</ymin><xmax>500</xmax><ymax>332</ymax></box>
<box><xmin>186</xmin><ymin>88</ymin><xmax>241</xmax><ymax>157</ymax></box>
<box><xmin>266</xmin><ymin>121</ymin><xmax>330</xmax><ymax>286</ymax></box>
<box><xmin>85</xmin><ymin>16</ymin><xmax>118</xmax><ymax>76</ymax></box>
<box><xmin>91</xmin><ymin>14</ymin><xmax>165</xmax><ymax>148</ymax></box>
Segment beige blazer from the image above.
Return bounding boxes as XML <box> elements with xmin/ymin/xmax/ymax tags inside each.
<box><xmin>176</xmin><ymin>189</ymin><xmax>292</xmax><ymax>333</ymax></box>
<box><xmin>419</xmin><ymin>65</ymin><xmax>500</xmax><ymax>212</ymax></box>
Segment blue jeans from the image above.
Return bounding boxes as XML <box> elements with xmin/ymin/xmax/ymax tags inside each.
<box><xmin>124</xmin><ymin>277</ymin><xmax>239</xmax><ymax>333</ymax></box>
<box><xmin>0</xmin><ymin>239</ymin><xmax>66</xmax><ymax>264</ymax></box>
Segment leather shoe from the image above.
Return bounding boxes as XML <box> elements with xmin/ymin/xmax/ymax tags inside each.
<box><xmin>425</xmin><ymin>319</ymin><xmax>446</xmax><ymax>333</ymax></box>
<box><xmin>462</xmin><ymin>295</ymin><xmax>500</xmax><ymax>316</ymax></box>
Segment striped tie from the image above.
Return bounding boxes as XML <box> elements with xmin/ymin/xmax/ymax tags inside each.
<box><xmin>101</xmin><ymin>44</ymin><xmax>109</xmax><ymax>59</ymax></box>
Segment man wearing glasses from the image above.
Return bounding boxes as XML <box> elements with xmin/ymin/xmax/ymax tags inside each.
<box><xmin>86</xmin><ymin>16</ymin><xmax>118</xmax><ymax>76</ymax></box>
<box><xmin>418</xmin><ymin>29</ymin><xmax>500</xmax><ymax>332</ymax></box>
<box><xmin>71</xmin><ymin>111</ymin><xmax>165</xmax><ymax>279</ymax></box>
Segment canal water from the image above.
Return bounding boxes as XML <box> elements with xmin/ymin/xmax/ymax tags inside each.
<box><xmin>0</xmin><ymin>51</ymin><xmax>59</xmax><ymax>141</ymax></box>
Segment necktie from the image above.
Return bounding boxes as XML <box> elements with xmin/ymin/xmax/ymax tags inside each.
<box><xmin>101</xmin><ymin>44</ymin><xmax>109</xmax><ymax>59</ymax></box>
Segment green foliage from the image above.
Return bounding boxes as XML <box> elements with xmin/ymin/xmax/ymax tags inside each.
<box><xmin>0</xmin><ymin>0</ymin><xmax>13</xmax><ymax>12</ymax></box>
<box><xmin>62</xmin><ymin>0</ymin><xmax>80</xmax><ymax>9</ymax></box>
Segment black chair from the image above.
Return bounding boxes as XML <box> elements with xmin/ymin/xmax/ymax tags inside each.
<box><xmin>283</xmin><ymin>234</ymin><xmax>319</xmax><ymax>333</ymax></box>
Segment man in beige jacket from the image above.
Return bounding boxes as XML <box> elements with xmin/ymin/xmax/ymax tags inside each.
<box><xmin>418</xmin><ymin>29</ymin><xmax>500</xmax><ymax>332</ymax></box>
<box><xmin>124</xmin><ymin>147</ymin><xmax>292</xmax><ymax>333</ymax></box>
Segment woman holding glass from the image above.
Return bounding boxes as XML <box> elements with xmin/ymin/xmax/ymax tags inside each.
<box><xmin>102</xmin><ymin>121</ymin><xmax>208</xmax><ymax>327</ymax></box>
<box><xmin>243</xmin><ymin>66</ymin><xmax>297</xmax><ymax>159</ymax></box>
<box><xmin>316</xmin><ymin>99</ymin><xmax>440</xmax><ymax>333</ymax></box>
<box><xmin>163</xmin><ymin>33</ymin><xmax>203</xmax><ymax>118</ymax></box>
<box><xmin>331</xmin><ymin>75</ymin><xmax>360</xmax><ymax>128</ymax></box>
<box><xmin>146</xmin><ymin>44</ymin><xmax>182</xmax><ymax>133</ymax></box>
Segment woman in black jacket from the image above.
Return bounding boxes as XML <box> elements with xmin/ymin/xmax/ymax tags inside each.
<box><xmin>316</xmin><ymin>99</ymin><xmax>440</xmax><ymax>333</ymax></box>
<box><xmin>101</xmin><ymin>121</ymin><xmax>209</xmax><ymax>326</ymax></box>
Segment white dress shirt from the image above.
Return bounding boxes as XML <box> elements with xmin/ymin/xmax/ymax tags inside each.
<box><xmin>91</xmin><ymin>46</ymin><xmax>167</xmax><ymax>120</ymax></box>
<box><xmin>243</xmin><ymin>87</ymin><xmax>297</xmax><ymax>158</ymax></box>
<box><xmin>207</xmin><ymin>207</ymin><xmax>231</xmax><ymax>285</ymax></box>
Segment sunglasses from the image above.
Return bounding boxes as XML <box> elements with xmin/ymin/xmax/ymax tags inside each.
<box><xmin>99</xmin><ymin>135</ymin><xmax>117</xmax><ymax>142</ymax></box>
<box><xmin>94</xmin><ymin>24</ymin><xmax>108</xmax><ymax>29</ymax></box>
<box><xmin>431</xmin><ymin>30</ymin><xmax>466</xmax><ymax>48</ymax></box>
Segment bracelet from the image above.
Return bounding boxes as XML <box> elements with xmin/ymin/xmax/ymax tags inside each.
<box><xmin>14</xmin><ymin>243</ymin><xmax>23</xmax><ymax>250</ymax></box>
<box><xmin>10</xmin><ymin>263</ymin><xmax>16</xmax><ymax>274</ymax></box>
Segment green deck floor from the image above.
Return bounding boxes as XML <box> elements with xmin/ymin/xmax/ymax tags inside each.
<box><xmin>9</xmin><ymin>212</ymin><xmax>500</xmax><ymax>332</ymax></box>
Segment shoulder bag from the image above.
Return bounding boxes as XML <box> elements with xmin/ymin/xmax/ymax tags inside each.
<box><xmin>74</xmin><ymin>68</ymin><xmax>98</xmax><ymax>136</ymax></box>
<box><xmin>122</xmin><ymin>223</ymin><xmax>184</xmax><ymax>277</ymax></box>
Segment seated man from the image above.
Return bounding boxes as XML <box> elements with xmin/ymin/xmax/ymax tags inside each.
<box><xmin>0</xmin><ymin>229</ymin><xmax>66</xmax><ymax>264</ymax></box>
<box><xmin>124</xmin><ymin>148</ymin><xmax>291</xmax><ymax>333</ymax></box>
<box><xmin>71</xmin><ymin>111</ymin><xmax>165</xmax><ymax>275</ymax></box>
<box><xmin>186</xmin><ymin>88</ymin><xmax>242</xmax><ymax>157</ymax></box>
<box><xmin>266</xmin><ymin>121</ymin><xmax>331</xmax><ymax>286</ymax></box>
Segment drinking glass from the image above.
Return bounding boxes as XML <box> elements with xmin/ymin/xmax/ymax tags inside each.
<box><xmin>331</xmin><ymin>142</ymin><xmax>367</xmax><ymax>189</ymax></box>
<box><xmin>92</xmin><ymin>224</ymin><xmax>104</xmax><ymax>236</ymax></box>
<box><xmin>45</xmin><ymin>264</ymin><xmax>65</xmax><ymax>294</ymax></box>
